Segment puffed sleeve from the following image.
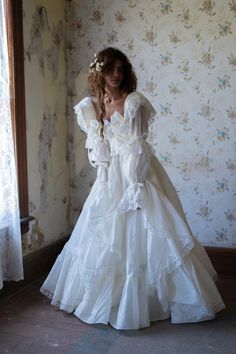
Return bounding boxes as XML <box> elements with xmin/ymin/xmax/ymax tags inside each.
<box><xmin>73</xmin><ymin>97</ymin><xmax>92</xmax><ymax>134</ymax></box>
<box><xmin>118</xmin><ymin>92</ymin><xmax>156</xmax><ymax>212</ymax></box>
<box><xmin>73</xmin><ymin>98</ymin><xmax>110</xmax><ymax>179</ymax></box>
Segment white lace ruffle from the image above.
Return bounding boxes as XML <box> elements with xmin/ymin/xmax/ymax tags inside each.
<box><xmin>118</xmin><ymin>183</ymin><xmax>145</xmax><ymax>212</ymax></box>
<box><xmin>124</xmin><ymin>91</ymin><xmax>156</xmax><ymax>127</ymax></box>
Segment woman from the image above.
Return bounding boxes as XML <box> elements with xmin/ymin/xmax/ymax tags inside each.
<box><xmin>40</xmin><ymin>47</ymin><xmax>225</xmax><ymax>330</ymax></box>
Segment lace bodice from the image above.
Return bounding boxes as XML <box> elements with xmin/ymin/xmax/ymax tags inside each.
<box><xmin>74</xmin><ymin>91</ymin><xmax>155</xmax><ymax>157</ymax></box>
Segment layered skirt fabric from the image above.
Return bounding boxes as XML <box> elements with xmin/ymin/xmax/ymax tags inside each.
<box><xmin>41</xmin><ymin>154</ymin><xmax>225</xmax><ymax>330</ymax></box>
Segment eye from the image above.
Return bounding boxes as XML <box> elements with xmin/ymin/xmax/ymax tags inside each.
<box><xmin>117</xmin><ymin>66</ymin><xmax>124</xmax><ymax>73</ymax></box>
<box><xmin>106</xmin><ymin>65</ymin><xmax>114</xmax><ymax>73</ymax></box>
<box><xmin>105</xmin><ymin>64</ymin><xmax>124</xmax><ymax>74</ymax></box>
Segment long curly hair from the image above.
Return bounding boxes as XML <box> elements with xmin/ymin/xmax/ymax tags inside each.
<box><xmin>88</xmin><ymin>47</ymin><xmax>137</xmax><ymax>137</ymax></box>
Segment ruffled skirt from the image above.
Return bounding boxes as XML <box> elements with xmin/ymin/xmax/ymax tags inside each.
<box><xmin>40</xmin><ymin>155</ymin><xmax>225</xmax><ymax>330</ymax></box>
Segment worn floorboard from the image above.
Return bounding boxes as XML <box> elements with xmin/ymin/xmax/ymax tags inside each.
<box><xmin>0</xmin><ymin>277</ymin><xmax>235</xmax><ymax>354</ymax></box>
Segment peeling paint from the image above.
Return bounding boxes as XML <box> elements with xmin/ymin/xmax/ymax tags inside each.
<box><xmin>26</xmin><ymin>6</ymin><xmax>64</xmax><ymax>80</ymax></box>
<box><xmin>22</xmin><ymin>220</ymin><xmax>45</xmax><ymax>255</ymax></box>
<box><xmin>38</xmin><ymin>105</ymin><xmax>57</xmax><ymax>213</ymax></box>
<box><xmin>23</xmin><ymin>0</ymin><xmax>70</xmax><ymax>256</ymax></box>
<box><xmin>26</xmin><ymin>6</ymin><xmax>45</xmax><ymax>74</ymax></box>
<box><xmin>29</xmin><ymin>202</ymin><xmax>36</xmax><ymax>213</ymax></box>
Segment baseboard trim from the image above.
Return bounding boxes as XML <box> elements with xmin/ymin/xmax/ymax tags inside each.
<box><xmin>1</xmin><ymin>239</ymin><xmax>235</xmax><ymax>301</ymax></box>
<box><xmin>205</xmin><ymin>246</ymin><xmax>236</xmax><ymax>278</ymax></box>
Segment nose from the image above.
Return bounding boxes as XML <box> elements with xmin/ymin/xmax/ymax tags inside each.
<box><xmin>113</xmin><ymin>68</ymin><xmax>119</xmax><ymax>77</ymax></box>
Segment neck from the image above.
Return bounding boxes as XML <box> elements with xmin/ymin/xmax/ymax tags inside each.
<box><xmin>105</xmin><ymin>87</ymin><xmax>123</xmax><ymax>103</ymax></box>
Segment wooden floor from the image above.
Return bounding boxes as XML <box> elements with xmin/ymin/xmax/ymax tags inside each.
<box><xmin>0</xmin><ymin>276</ymin><xmax>235</xmax><ymax>354</ymax></box>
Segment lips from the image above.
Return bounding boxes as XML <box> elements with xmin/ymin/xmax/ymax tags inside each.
<box><xmin>111</xmin><ymin>79</ymin><xmax>121</xmax><ymax>84</ymax></box>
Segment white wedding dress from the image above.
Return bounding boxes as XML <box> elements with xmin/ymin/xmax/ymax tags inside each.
<box><xmin>40</xmin><ymin>91</ymin><xmax>225</xmax><ymax>330</ymax></box>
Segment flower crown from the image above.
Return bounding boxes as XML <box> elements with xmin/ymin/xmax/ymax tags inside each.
<box><xmin>89</xmin><ymin>54</ymin><xmax>104</xmax><ymax>73</ymax></box>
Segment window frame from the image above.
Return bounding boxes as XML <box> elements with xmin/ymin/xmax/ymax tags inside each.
<box><xmin>6</xmin><ymin>0</ymin><xmax>33</xmax><ymax>234</ymax></box>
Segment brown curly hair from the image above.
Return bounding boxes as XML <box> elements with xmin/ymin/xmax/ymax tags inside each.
<box><xmin>88</xmin><ymin>47</ymin><xmax>137</xmax><ymax>137</ymax></box>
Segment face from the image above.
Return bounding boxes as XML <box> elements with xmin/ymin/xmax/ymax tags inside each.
<box><xmin>103</xmin><ymin>59</ymin><xmax>124</xmax><ymax>89</ymax></box>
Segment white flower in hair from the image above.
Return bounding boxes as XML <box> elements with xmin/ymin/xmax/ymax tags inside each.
<box><xmin>89</xmin><ymin>54</ymin><xmax>104</xmax><ymax>73</ymax></box>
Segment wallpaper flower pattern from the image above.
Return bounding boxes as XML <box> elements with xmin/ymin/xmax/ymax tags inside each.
<box><xmin>66</xmin><ymin>0</ymin><xmax>236</xmax><ymax>247</ymax></box>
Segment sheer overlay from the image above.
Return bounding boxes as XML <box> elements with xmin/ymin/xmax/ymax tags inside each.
<box><xmin>0</xmin><ymin>0</ymin><xmax>23</xmax><ymax>289</ymax></box>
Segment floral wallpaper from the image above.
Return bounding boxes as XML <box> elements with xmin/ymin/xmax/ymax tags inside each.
<box><xmin>65</xmin><ymin>0</ymin><xmax>236</xmax><ymax>247</ymax></box>
<box><xmin>23</xmin><ymin>0</ymin><xmax>70</xmax><ymax>254</ymax></box>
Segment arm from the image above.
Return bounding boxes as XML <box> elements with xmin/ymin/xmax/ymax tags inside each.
<box><xmin>119</xmin><ymin>93</ymin><xmax>156</xmax><ymax>212</ymax></box>
<box><xmin>74</xmin><ymin>99</ymin><xmax>110</xmax><ymax>176</ymax></box>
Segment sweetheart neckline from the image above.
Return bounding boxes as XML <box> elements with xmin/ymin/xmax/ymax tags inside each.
<box><xmin>88</xmin><ymin>98</ymin><xmax>125</xmax><ymax>124</ymax></box>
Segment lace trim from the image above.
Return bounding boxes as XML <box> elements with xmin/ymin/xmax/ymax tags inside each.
<box><xmin>41</xmin><ymin>285</ymin><xmax>225</xmax><ymax>327</ymax></box>
<box><xmin>124</xmin><ymin>91</ymin><xmax>156</xmax><ymax>127</ymax></box>
<box><xmin>118</xmin><ymin>183</ymin><xmax>145</xmax><ymax>212</ymax></box>
<box><xmin>170</xmin><ymin>302</ymin><xmax>226</xmax><ymax>323</ymax></box>
<box><xmin>147</xmin><ymin>240</ymin><xmax>194</xmax><ymax>285</ymax></box>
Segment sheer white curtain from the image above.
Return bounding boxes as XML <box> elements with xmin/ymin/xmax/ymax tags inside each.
<box><xmin>0</xmin><ymin>0</ymin><xmax>23</xmax><ymax>289</ymax></box>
